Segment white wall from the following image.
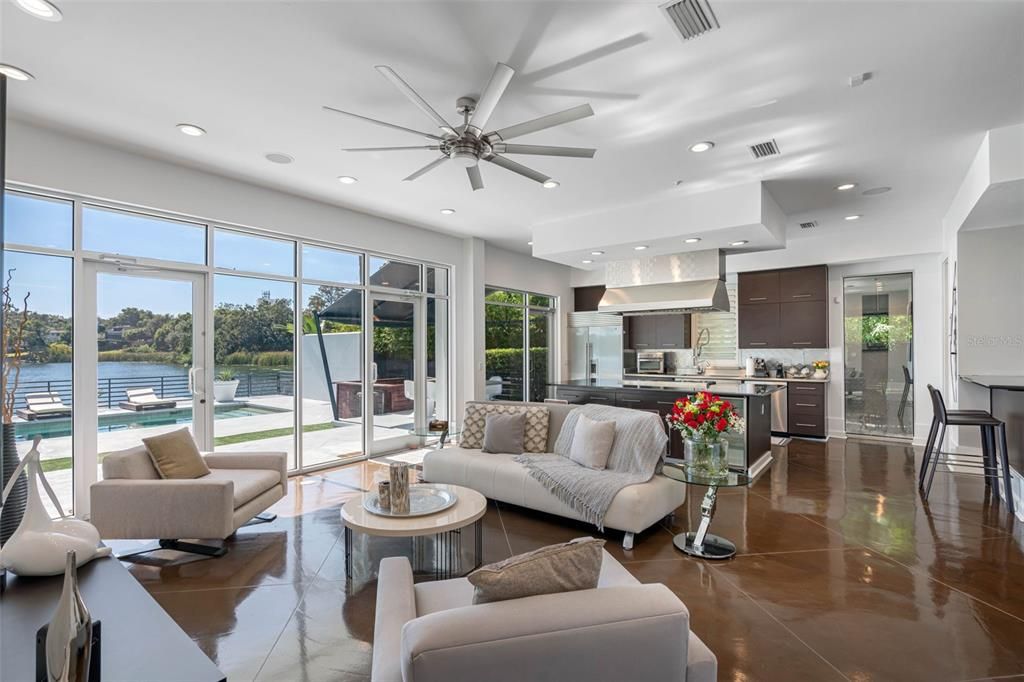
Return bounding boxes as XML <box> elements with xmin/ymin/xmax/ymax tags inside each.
<box><xmin>484</xmin><ymin>244</ymin><xmax>574</xmax><ymax>385</ymax></box>
<box><xmin>300</xmin><ymin>332</ymin><xmax>360</xmax><ymax>402</ymax></box>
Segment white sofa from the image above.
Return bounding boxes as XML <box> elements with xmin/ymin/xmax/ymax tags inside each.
<box><xmin>371</xmin><ymin>549</ymin><xmax>717</xmax><ymax>682</ymax></box>
<box><xmin>422</xmin><ymin>401</ymin><xmax>687</xmax><ymax>549</ymax></box>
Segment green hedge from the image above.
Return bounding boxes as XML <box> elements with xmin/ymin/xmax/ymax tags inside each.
<box><xmin>98</xmin><ymin>350</ymin><xmax>183</xmax><ymax>364</ymax></box>
<box><xmin>485</xmin><ymin>347</ymin><xmax>549</xmax><ymax>402</ymax></box>
<box><xmin>222</xmin><ymin>350</ymin><xmax>294</xmax><ymax>367</ymax></box>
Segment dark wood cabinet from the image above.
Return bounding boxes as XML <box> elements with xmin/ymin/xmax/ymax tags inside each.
<box><xmin>787</xmin><ymin>382</ymin><xmax>826</xmax><ymax>437</ymax></box>
<box><xmin>738</xmin><ymin>270</ymin><xmax>780</xmax><ymax>304</ymax></box>
<box><xmin>624</xmin><ymin>315</ymin><xmax>690</xmax><ymax>350</ymax></box>
<box><xmin>779</xmin><ymin>266</ymin><xmax>827</xmax><ymax>302</ymax></box>
<box><xmin>779</xmin><ymin>300</ymin><xmax>828</xmax><ymax>348</ymax></box>
<box><xmin>738</xmin><ymin>303</ymin><xmax>779</xmax><ymax>348</ymax></box>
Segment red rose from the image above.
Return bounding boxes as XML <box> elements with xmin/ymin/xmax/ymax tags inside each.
<box><xmin>716</xmin><ymin>418</ymin><xmax>728</xmax><ymax>432</ymax></box>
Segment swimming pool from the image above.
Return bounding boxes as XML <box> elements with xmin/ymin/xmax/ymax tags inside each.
<box><xmin>15</xmin><ymin>403</ymin><xmax>290</xmax><ymax>440</ymax></box>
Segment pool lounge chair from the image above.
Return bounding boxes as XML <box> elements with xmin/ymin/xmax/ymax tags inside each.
<box><xmin>16</xmin><ymin>392</ymin><xmax>73</xmax><ymax>420</ymax></box>
<box><xmin>119</xmin><ymin>388</ymin><xmax>177</xmax><ymax>412</ymax></box>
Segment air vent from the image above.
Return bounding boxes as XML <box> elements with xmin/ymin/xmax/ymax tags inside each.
<box><xmin>749</xmin><ymin>139</ymin><xmax>780</xmax><ymax>159</ymax></box>
<box><xmin>660</xmin><ymin>0</ymin><xmax>720</xmax><ymax>41</ymax></box>
<box><xmin>799</xmin><ymin>220</ymin><xmax>818</xmax><ymax>230</ymax></box>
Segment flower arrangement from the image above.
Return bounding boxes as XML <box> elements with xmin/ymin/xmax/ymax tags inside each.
<box><xmin>666</xmin><ymin>392</ymin><xmax>745</xmax><ymax>442</ymax></box>
<box><xmin>812</xmin><ymin>360</ymin><xmax>829</xmax><ymax>371</ymax></box>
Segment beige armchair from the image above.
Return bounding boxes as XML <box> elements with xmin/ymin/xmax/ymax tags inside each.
<box><xmin>372</xmin><ymin>550</ymin><xmax>717</xmax><ymax>682</ymax></box>
<box><xmin>90</xmin><ymin>445</ymin><xmax>287</xmax><ymax>558</ymax></box>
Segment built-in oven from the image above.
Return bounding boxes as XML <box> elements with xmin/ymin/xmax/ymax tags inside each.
<box><xmin>636</xmin><ymin>351</ymin><xmax>665</xmax><ymax>375</ymax></box>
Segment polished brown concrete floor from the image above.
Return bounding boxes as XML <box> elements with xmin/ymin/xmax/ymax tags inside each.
<box><xmin>115</xmin><ymin>438</ymin><xmax>1024</xmax><ymax>681</ymax></box>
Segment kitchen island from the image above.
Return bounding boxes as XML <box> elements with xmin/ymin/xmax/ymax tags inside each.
<box><xmin>961</xmin><ymin>375</ymin><xmax>1024</xmax><ymax>517</ymax></box>
<box><xmin>549</xmin><ymin>379</ymin><xmax>782</xmax><ymax>476</ymax></box>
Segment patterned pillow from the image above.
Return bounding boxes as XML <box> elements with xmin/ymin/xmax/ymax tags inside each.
<box><xmin>462</xmin><ymin>403</ymin><xmax>550</xmax><ymax>453</ymax></box>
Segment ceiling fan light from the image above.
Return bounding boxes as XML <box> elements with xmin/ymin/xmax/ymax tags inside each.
<box><xmin>542</xmin><ymin>180</ymin><xmax>560</xmax><ymax>189</ymax></box>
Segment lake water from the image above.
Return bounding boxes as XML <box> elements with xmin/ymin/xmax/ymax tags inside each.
<box><xmin>18</xmin><ymin>361</ymin><xmax>189</xmax><ymax>385</ymax></box>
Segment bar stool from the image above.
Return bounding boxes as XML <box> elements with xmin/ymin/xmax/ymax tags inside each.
<box><xmin>921</xmin><ymin>385</ymin><xmax>1014</xmax><ymax>513</ymax></box>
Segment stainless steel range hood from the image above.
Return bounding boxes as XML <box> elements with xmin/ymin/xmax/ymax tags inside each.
<box><xmin>598</xmin><ymin>249</ymin><xmax>730</xmax><ymax>314</ymax></box>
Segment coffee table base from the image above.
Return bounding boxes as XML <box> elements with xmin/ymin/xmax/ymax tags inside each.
<box><xmin>344</xmin><ymin>520</ymin><xmax>483</xmax><ymax>583</ymax></box>
<box><xmin>673</xmin><ymin>532</ymin><xmax>737</xmax><ymax>560</ymax></box>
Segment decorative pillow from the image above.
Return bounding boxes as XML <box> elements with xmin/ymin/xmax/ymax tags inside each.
<box><xmin>462</xmin><ymin>403</ymin><xmax>549</xmax><ymax>452</ymax></box>
<box><xmin>468</xmin><ymin>537</ymin><xmax>606</xmax><ymax>604</ymax></box>
<box><xmin>483</xmin><ymin>412</ymin><xmax>526</xmax><ymax>454</ymax></box>
<box><xmin>142</xmin><ymin>428</ymin><xmax>210</xmax><ymax>479</ymax></box>
<box><xmin>568</xmin><ymin>415</ymin><xmax>616</xmax><ymax>470</ymax></box>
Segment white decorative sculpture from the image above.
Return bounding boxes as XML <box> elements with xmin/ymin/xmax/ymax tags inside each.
<box><xmin>0</xmin><ymin>437</ymin><xmax>111</xmax><ymax>576</ymax></box>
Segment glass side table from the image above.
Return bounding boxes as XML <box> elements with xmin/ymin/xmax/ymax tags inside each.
<box><xmin>662</xmin><ymin>463</ymin><xmax>750</xmax><ymax>560</ymax></box>
<box><xmin>411</xmin><ymin>428</ymin><xmax>461</xmax><ymax>449</ymax></box>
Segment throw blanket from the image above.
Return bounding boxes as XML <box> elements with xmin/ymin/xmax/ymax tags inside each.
<box><xmin>514</xmin><ymin>404</ymin><xmax>668</xmax><ymax>529</ymax></box>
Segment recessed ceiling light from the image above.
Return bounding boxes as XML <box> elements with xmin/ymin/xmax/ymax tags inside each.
<box><xmin>176</xmin><ymin>123</ymin><xmax>206</xmax><ymax>137</ymax></box>
<box><xmin>730</xmin><ymin>240</ymin><xmax>748</xmax><ymax>246</ymax></box>
<box><xmin>689</xmin><ymin>141</ymin><xmax>715</xmax><ymax>153</ymax></box>
<box><xmin>0</xmin><ymin>64</ymin><xmax>35</xmax><ymax>81</ymax></box>
<box><xmin>862</xmin><ymin>186</ymin><xmax>891</xmax><ymax>196</ymax></box>
<box><xmin>633</xmin><ymin>245</ymin><xmax>649</xmax><ymax>251</ymax></box>
<box><xmin>844</xmin><ymin>214</ymin><xmax>862</xmax><ymax>221</ymax></box>
<box><xmin>265</xmin><ymin>152</ymin><xmax>293</xmax><ymax>164</ymax></box>
<box><xmin>527</xmin><ymin>241</ymin><xmax>533</xmax><ymax>245</ymax></box>
<box><xmin>684</xmin><ymin>238</ymin><xmax>701</xmax><ymax>244</ymax></box>
<box><xmin>582</xmin><ymin>259</ymin><xmax>594</xmax><ymax>264</ymax></box>
<box><xmin>751</xmin><ymin>98</ymin><xmax>779</xmax><ymax>109</ymax></box>
<box><xmin>542</xmin><ymin>180</ymin><xmax>560</xmax><ymax>189</ymax></box>
<box><xmin>591</xmin><ymin>250</ymin><xmax>604</xmax><ymax>256</ymax></box>
<box><xmin>337</xmin><ymin>176</ymin><xmax>358</xmax><ymax>184</ymax></box>
<box><xmin>440</xmin><ymin>208</ymin><xmax>456</xmax><ymax>215</ymax></box>
<box><xmin>14</xmin><ymin>0</ymin><xmax>62</xmax><ymax>21</ymax></box>
<box><xmin>835</xmin><ymin>183</ymin><xmax>857</xmax><ymax>191</ymax></box>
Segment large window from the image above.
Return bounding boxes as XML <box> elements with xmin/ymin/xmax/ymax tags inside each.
<box><xmin>83</xmin><ymin>206</ymin><xmax>207</xmax><ymax>264</ymax></box>
<box><xmin>485</xmin><ymin>287</ymin><xmax>556</xmax><ymax>403</ymax></box>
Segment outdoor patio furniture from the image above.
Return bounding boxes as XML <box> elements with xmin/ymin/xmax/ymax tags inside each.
<box><xmin>119</xmin><ymin>387</ymin><xmax>177</xmax><ymax>412</ymax></box>
<box><xmin>16</xmin><ymin>392</ymin><xmax>73</xmax><ymax>420</ymax></box>
<box><xmin>404</xmin><ymin>378</ymin><xmax>437</xmax><ymax>418</ymax></box>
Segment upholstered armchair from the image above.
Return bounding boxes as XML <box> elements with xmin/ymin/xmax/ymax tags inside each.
<box><xmin>371</xmin><ymin>550</ymin><xmax>717</xmax><ymax>682</ymax></box>
<box><xmin>90</xmin><ymin>446</ymin><xmax>287</xmax><ymax>557</ymax></box>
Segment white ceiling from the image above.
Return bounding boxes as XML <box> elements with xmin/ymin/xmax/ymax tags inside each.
<box><xmin>3</xmin><ymin>1</ymin><xmax>1023</xmax><ymax>258</ymax></box>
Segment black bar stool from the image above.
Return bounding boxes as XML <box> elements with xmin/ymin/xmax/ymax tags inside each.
<box><xmin>921</xmin><ymin>385</ymin><xmax>1014</xmax><ymax>513</ymax></box>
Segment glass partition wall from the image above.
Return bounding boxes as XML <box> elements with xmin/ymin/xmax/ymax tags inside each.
<box><xmin>2</xmin><ymin>187</ymin><xmax>452</xmax><ymax>515</ymax></box>
<box><xmin>843</xmin><ymin>273</ymin><xmax>914</xmax><ymax>439</ymax></box>
<box><xmin>484</xmin><ymin>287</ymin><xmax>557</xmax><ymax>403</ymax></box>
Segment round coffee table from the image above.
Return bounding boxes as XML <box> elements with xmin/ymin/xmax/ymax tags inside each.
<box><xmin>340</xmin><ymin>483</ymin><xmax>486</xmax><ymax>581</ymax></box>
<box><xmin>662</xmin><ymin>464</ymin><xmax>750</xmax><ymax>560</ymax></box>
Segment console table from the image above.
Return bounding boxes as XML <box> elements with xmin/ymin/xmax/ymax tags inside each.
<box><xmin>0</xmin><ymin>557</ymin><xmax>224</xmax><ymax>681</ymax></box>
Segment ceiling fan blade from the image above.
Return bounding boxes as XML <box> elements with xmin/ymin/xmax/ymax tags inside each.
<box><xmin>486</xmin><ymin>155</ymin><xmax>551</xmax><ymax>185</ymax></box>
<box><xmin>403</xmin><ymin>156</ymin><xmax>448</xmax><ymax>182</ymax></box>
<box><xmin>467</xmin><ymin>165</ymin><xmax>484</xmax><ymax>191</ymax></box>
<box><xmin>322</xmin><ymin>106</ymin><xmax>442</xmax><ymax>141</ymax></box>
<box><xmin>343</xmin><ymin>146</ymin><xmax>441</xmax><ymax>152</ymax></box>
<box><xmin>486</xmin><ymin>103</ymin><xmax>594</xmax><ymax>142</ymax></box>
<box><xmin>466</xmin><ymin>62</ymin><xmax>515</xmax><ymax>137</ymax></box>
<box><xmin>375</xmin><ymin>65</ymin><xmax>459</xmax><ymax>137</ymax></box>
<box><xmin>493</xmin><ymin>143</ymin><xmax>596</xmax><ymax>158</ymax></box>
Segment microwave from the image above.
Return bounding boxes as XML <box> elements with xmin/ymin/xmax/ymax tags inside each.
<box><xmin>636</xmin><ymin>351</ymin><xmax>665</xmax><ymax>375</ymax></box>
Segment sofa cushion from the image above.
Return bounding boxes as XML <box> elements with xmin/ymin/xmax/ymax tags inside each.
<box><xmin>142</xmin><ymin>428</ymin><xmax>211</xmax><ymax>479</ymax></box>
<box><xmin>203</xmin><ymin>468</ymin><xmax>281</xmax><ymax>507</ymax></box>
<box><xmin>468</xmin><ymin>537</ymin><xmax>605</xmax><ymax>604</ymax></box>
<box><xmin>422</xmin><ymin>447</ymin><xmax>687</xmax><ymax>534</ymax></box>
<box><xmin>414</xmin><ymin>549</ymin><xmax>639</xmax><ymax>616</ymax></box>
<box><xmin>482</xmin><ymin>412</ymin><xmax>526</xmax><ymax>454</ymax></box>
<box><xmin>462</xmin><ymin>403</ymin><xmax>549</xmax><ymax>452</ymax></box>
<box><xmin>102</xmin><ymin>445</ymin><xmax>162</xmax><ymax>480</ymax></box>
<box><xmin>568</xmin><ymin>415</ymin><xmax>616</xmax><ymax>470</ymax></box>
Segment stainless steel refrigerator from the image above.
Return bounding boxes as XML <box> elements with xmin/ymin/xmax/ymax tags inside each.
<box><xmin>569</xmin><ymin>313</ymin><xmax>624</xmax><ymax>383</ymax></box>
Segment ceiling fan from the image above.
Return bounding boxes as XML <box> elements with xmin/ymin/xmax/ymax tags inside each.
<box><xmin>324</xmin><ymin>62</ymin><xmax>596</xmax><ymax>191</ymax></box>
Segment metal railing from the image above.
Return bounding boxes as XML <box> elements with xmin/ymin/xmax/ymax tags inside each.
<box><xmin>13</xmin><ymin>370</ymin><xmax>295</xmax><ymax>410</ymax></box>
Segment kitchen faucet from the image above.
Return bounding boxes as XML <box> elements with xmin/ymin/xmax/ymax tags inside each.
<box><xmin>693</xmin><ymin>327</ymin><xmax>711</xmax><ymax>374</ymax></box>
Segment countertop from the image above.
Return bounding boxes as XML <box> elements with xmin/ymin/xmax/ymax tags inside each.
<box><xmin>960</xmin><ymin>375</ymin><xmax>1024</xmax><ymax>390</ymax></box>
<box><xmin>623</xmin><ymin>372</ymin><xmax>830</xmax><ymax>384</ymax></box>
<box><xmin>552</xmin><ymin>379</ymin><xmax>786</xmax><ymax>397</ymax></box>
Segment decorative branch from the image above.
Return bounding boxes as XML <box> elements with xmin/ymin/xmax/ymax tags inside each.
<box><xmin>1</xmin><ymin>269</ymin><xmax>30</xmax><ymax>424</ymax></box>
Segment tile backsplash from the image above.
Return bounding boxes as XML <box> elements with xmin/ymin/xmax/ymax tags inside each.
<box><xmin>738</xmin><ymin>348</ymin><xmax>828</xmax><ymax>369</ymax></box>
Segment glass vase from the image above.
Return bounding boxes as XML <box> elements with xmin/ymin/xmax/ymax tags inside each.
<box><xmin>684</xmin><ymin>436</ymin><xmax>729</xmax><ymax>478</ymax></box>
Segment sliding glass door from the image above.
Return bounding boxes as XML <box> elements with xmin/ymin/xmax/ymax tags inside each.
<box><xmin>367</xmin><ymin>293</ymin><xmax>421</xmax><ymax>454</ymax></box>
<box><xmin>843</xmin><ymin>273</ymin><xmax>914</xmax><ymax>438</ymax></box>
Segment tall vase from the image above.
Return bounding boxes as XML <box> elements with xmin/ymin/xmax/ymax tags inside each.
<box><xmin>45</xmin><ymin>550</ymin><xmax>94</xmax><ymax>682</ymax></box>
<box><xmin>1</xmin><ymin>422</ymin><xmax>27</xmax><ymax>544</ymax></box>
<box><xmin>684</xmin><ymin>436</ymin><xmax>729</xmax><ymax>478</ymax></box>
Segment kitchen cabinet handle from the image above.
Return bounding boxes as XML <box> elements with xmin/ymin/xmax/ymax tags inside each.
<box><xmin>794</xmin><ymin>386</ymin><xmax>817</xmax><ymax>391</ymax></box>
<box><xmin>796</xmin><ymin>402</ymin><xmax>818</xmax><ymax>407</ymax></box>
<box><xmin>791</xmin><ymin>293</ymin><xmax>812</xmax><ymax>298</ymax></box>
<box><xmin>749</xmin><ymin>342</ymin><xmax>767</xmax><ymax>346</ymax></box>
<box><xmin>747</xmin><ymin>296</ymin><xmax>768</xmax><ymax>301</ymax></box>
<box><xmin>619</xmin><ymin>398</ymin><xmax>641</xmax><ymax>403</ymax></box>
<box><xmin>663</xmin><ymin>343</ymin><xmax>677</xmax><ymax>347</ymax></box>
<box><xmin>591</xmin><ymin>396</ymin><xmax>610</xmax><ymax>402</ymax></box>
<box><xmin>657</xmin><ymin>401</ymin><xmax>676</xmax><ymax>406</ymax></box>
<box><xmin>792</xmin><ymin>341</ymin><xmax>812</xmax><ymax>345</ymax></box>
<box><xmin>796</xmin><ymin>422</ymin><xmax>817</xmax><ymax>428</ymax></box>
